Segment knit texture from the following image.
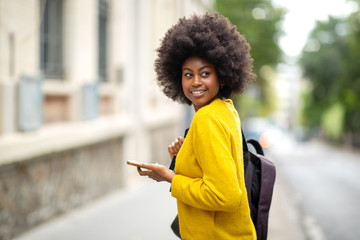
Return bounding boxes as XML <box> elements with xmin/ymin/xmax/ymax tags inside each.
<box><xmin>171</xmin><ymin>98</ymin><xmax>256</xmax><ymax>239</ymax></box>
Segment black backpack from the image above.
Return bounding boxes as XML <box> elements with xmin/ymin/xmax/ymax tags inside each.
<box><xmin>169</xmin><ymin>128</ymin><xmax>276</xmax><ymax>240</ymax></box>
<box><xmin>242</xmin><ymin>130</ymin><xmax>276</xmax><ymax>240</ymax></box>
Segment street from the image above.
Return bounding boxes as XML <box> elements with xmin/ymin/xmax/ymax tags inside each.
<box><xmin>14</xmin><ymin>133</ymin><xmax>360</xmax><ymax>240</ymax></box>
<box><xmin>14</xmin><ymin>179</ymin><xmax>303</xmax><ymax>240</ymax></box>
<box><xmin>14</xmin><ymin>159</ymin><xmax>304</xmax><ymax>240</ymax></box>
<box><xmin>268</xmin><ymin>134</ymin><xmax>360</xmax><ymax>240</ymax></box>
<box><xmin>15</xmin><ymin>181</ymin><xmax>179</xmax><ymax>240</ymax></box>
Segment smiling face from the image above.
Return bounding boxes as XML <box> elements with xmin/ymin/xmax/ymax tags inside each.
<box><xmin>182</xmin><ymin>56</ymin><xmax>221</xmax><ymax>112</ymax></box>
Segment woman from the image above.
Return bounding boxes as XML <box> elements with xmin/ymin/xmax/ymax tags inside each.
<box><xmin>136</xmin><ymin>12</ymin><xmax>256</xmax><ymax>239</ymax></box>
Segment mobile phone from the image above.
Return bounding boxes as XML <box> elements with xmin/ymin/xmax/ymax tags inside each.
<box><xmin>127</xmin><ymin>160</ymin><xmax>142</xmax><ymax>167</ymax></box>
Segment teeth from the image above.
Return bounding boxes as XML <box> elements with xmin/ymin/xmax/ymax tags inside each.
<box><xmin>192</xmin><ymin>91</ymin><xmax>205</xmax><ymax>94</ymax></box>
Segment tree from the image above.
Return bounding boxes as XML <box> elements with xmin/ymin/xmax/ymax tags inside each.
<box><xmin>215</xmin><ymin>0</ymin><xmax>285</xmax><ymax>118</ymax></box>
<box><xmin>300</xmin><ymin>8</ymin><xmax>360</xmax><ymax>145</ymax></box>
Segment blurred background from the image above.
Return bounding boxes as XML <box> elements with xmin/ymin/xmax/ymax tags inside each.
<box><xmin>0</xmin><ymin>0</ymin><xmax>359</xmax><ymax>240</ymax></box>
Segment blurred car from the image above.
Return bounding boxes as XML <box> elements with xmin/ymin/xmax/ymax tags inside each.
<box><xmin>242</xmin><ymin>117</ymin><xmax>283</xmax><ymax>150</ymax></box>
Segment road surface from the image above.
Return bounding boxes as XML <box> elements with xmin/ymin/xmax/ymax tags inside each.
<box><xmin>268</xmin><ymin>134</ymin><xmax>360</xmax><ymax>240</ymax></box>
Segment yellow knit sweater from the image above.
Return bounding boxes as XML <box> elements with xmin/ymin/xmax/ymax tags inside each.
<box><xmin>171</xmin><ymin>98</ymin><xmax>256</xmax><ymax>240</ymax></box>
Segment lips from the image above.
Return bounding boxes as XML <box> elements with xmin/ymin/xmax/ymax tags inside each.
<box><xmin>191</xmin><ymin>89</ymin><xmax>207</xmax><ymax>96</ymax></box>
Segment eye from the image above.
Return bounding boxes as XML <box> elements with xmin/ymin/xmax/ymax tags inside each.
<box><xmin>201</xmin><ymin>71</ymin><xmax>210</xmax><ymax>77</ymax></box>
<box><xmin>184</xmin><ymin>73</ymin><xmax>192</xmax><ymax>77</ymax></box>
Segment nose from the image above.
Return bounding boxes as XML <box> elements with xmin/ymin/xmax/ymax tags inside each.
<box><xmin>192</xmin><ymin>74</ymin><xmax>202</xmax><ymax>86</ymax></box>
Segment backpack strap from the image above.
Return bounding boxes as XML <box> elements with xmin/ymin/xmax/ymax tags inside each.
<box><xmin>257</xmin><ymin>155</ymin><xmax>276</xmax><ymax>239</ymax></box>
<box><xmin>169</xmin><ymin>156</ymin><xmax>176</xmax><ymax>171</ymax></box>
<box><xmin>169</xmin><ymin>128</ymin><xmax>189</xmax><ymax>171</ymax></box>
<box><xmin>244</xmin><ymin>151</ymin><xmax>254</xmax><ymax>205</ymax></box>
<box><xmin>247</xmin><ymin>139</ymin><xmax>264</xmax><ymax>156</ymax></box>
<box><xmin>242</xmin><ymin>130</ymin><xmax>254</xmax><ymax>209</ymax></box>
<box><xmin>241</xmin><ymin>129</ymin><xmax>249</xmax><ymax>152</ymax></box>
<box><xmin>243</xmin><ymin>128</ymin><xmax>276</xmax><ymax>240</ymax></box>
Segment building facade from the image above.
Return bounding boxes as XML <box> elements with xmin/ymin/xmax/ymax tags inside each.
<box><xmin>0</xmin><ymin>0</ymin><xmax>213</xmax><ymax>238</ymax></box>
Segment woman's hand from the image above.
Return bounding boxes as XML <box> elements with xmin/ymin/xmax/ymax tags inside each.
<box><xmin>137</xmin><ymin>163</ymin><xmax>176</xmax><ymax>183</ymax></box>
<box><xmin>168</xmin><ymin>137</ymin><xmax>185</xmax><ymax>159</ymax></box>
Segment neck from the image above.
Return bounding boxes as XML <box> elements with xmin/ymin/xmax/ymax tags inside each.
<box><xmin>193</xmin><ymin>96</ymin><xmax>222</xmax><ymax>112</ymax></box>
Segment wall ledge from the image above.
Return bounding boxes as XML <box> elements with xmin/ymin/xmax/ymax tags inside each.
<box><xmin>0</xmin><ymin>114</ymin><xmax>135</xmax><ymax>166</ymax></box>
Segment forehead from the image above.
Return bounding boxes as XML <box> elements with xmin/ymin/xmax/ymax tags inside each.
<box><xmin>182</xmin><ymin>56</ymin><xmax>214</xmax><ymax>69</ymax></box>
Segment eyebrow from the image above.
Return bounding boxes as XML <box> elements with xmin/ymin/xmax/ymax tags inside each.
<box><xmin>182</xmin><ymin>65</ymin><xmax>213</xmax><ymax>71</ymax></box>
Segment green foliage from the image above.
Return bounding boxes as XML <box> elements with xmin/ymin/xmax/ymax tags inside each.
<box><xmin>215</xmin><ymin>0</ymin><xmax>285</xmax><ymax>119</ymax></box>
<box><xmin>321</xmin><ymin>103</ymin><xmax>345</xmax><ymax>141</ymax></box>
<box><xmin>300</xmin><ymin>9</ymin><xmax>360</xmax><ymax>140</ymax></box>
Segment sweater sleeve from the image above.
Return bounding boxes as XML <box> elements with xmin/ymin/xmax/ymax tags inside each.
<box><xmin>171</xmin><ymin>113</ymin><xmax>242</xmax><ymax>212</ymax></box>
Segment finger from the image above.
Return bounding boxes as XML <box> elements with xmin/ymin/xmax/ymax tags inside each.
<box><xmin>169</xmin><ymin>143</ymin><xmax>179</xmax><ymax>157</ymax></box>
<box><xmin>178</xmin><ymin>136</ymin><xmax>184</xmax><ymax>145</ymax></box>
<box><xmin>137</xmin><ymin>166</ymin><xmax>145</xmax><ymax>175</ymax></box>
<box><xmin>140</xmin><ymin>162</ymin><xmax>153</xmax><ymax>170</ymax></box>
<box><xmin>173</xmin><ymin>138</ymin><xmax>181</xmax><ymax>152</ymax></box>
<box><xmin>168</xmin><ymin>145</ymin><xmax>176</xmax><ymax>156</ymax></box>
<box><xmin>140</xmin><ymin>162</ymin><xmax>162</xmax><ymax>171</ymax></box>
<box><xmin>137</xmin><ymin>166</ymin><xmax>151</xmax><ymax>176</ymax></box>
<box><xmin>174</xmin><ymin>137</ymin><xmax>184</xmax><ymax>152</ymax></box>
<box><xmin>147</xmin><ymin>171</ymin><xmax>157</xmax><ymax>180</ymax></box>
<box><xmin>147</xmin><ymin>170</ymin><xmax>162</xmax><ymax>182</ymax></box>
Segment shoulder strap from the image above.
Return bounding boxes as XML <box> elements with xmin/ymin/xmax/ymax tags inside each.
<box><xmin>257</xmin><ymin>155</ymin><xmax>276</xmax><ymax>239</ymax></box>
<box><xmin>247</xmin><ymin>139</ymin><xmax>264</xmax><ymax>156</ymax></box>
<box><xmin>169</xmin><ymin>128</ymin><xmax>189</xmax><ymax>171</ymax></box>
<box><xmin>241</xmin><ymin>129</ymin><xmax>249</xmax><ymax>152</ymax></box>
<box><xmin>242</xmin><ymin>128</ymin><xmax>265</xmax><ymax>156</ymax></box>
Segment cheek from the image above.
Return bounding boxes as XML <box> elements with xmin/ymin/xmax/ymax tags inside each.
<box><xmin>181</xmin><ymin>79</ymin><xmax>189</xmax><ymax>96</ymax></box>
<box><xmin>212</xmin><ymin>80</ymin><xmax>221</xmax><ymax>93</ymax></box>
<box><xmin>181</xmin><ymin>79</ymin><xmax>186</xmax><ymax>92</ymax></box>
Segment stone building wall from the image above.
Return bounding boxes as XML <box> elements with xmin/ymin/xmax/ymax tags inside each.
<box><xmin>0</xmin><ymin>137</ymin><xmax>124</xmax><ymax>240</ymax></box>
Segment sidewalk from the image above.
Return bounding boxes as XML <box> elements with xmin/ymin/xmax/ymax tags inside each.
<box><xmin>268</xmin><ymin>173</ymin><xmax>306</xmax><ymax>240</ymax></box>
<box><xmin>15</xmin><ymin>181</ymin><xmax>179</xmax><ymax>240</ymax></box>
<box><xmin>15</xmin><ymin>177</ymin><xmax>305</xmax><ymax>240</ymax></box>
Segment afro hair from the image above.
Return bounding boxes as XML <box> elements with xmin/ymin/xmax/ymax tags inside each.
<box><xmin>154</xmin><ymin>12</ymin><xmax>255</xmax><ymax>105</ymax></box>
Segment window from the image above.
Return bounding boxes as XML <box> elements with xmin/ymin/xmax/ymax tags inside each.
<box><xmin>98</xmin><ymin>0</ymin><xmax>108</xmax><ymax>81</ymax></box>
<box><xmin>40</xmin><ymin>0</ymin><xmax>63</xmax><ymax>79</ymax></box>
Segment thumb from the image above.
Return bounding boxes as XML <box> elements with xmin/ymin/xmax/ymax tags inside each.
<box><xmin>139</xmin><ymin>162</ymin><xmax>152</xmax><ymax>170</ymax></box>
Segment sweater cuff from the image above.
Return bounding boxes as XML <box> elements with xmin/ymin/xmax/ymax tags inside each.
<box><xmin>170</xmin><ymin>174</ymin><xmax>183</xmax><ymax>199</ymax></box>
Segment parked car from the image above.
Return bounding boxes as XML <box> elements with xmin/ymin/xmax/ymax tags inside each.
<box><xmin>242</xmin><ymin>117</ymin><xmax>283</xmax><ymax>149</ymax></box>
